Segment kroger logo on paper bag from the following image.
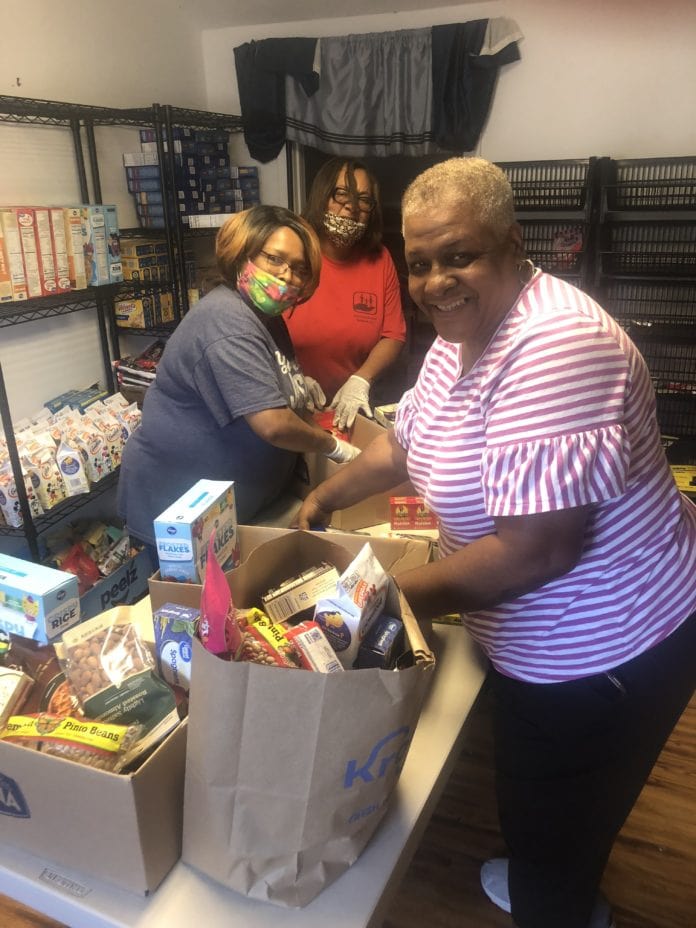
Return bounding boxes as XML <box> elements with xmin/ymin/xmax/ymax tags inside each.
<box><xmin>343</xmin><ymin>725</ymin><xmax>411</xmax><ymax>789</ymax></box>
<box><xmin>0</xmin><ymin>772</ymin><xmax>31</xmax><ymax>819</ymax></box>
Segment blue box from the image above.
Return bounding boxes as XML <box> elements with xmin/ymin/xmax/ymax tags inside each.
<box><xmin>154</xmin><ymin>480</ymin><xmax>238</xmax><ymax>584</ymax></box>
<box><xmin>103</xmin><ymin>204</ymin><xmax>123</xmax><ymax>283</ymax></box>
<box><xmin>0</xmin><ymin>553</ymin><xmax>80</xmax><ymax>643</ymax></box>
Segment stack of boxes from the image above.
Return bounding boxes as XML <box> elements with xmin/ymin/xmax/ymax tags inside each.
<box><xmin>0</xmin><ymin>204</ymin><xmax>122</xmax><ymax>301</ymax></box>
<box><xmin>123</xmin><ymin>127</ymin><xmax>260</xmax><ymax>230</ymax></box>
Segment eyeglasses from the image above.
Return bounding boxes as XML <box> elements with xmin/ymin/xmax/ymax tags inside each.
<box><xmin>257</xmin><ymin>250</ymin><xmax>311</xmax><ymax>282</ymax></box>
<box><xmin>331</xmin><ymin>186</ymin><xmax>377</xmax><ymax>213</ymax></box>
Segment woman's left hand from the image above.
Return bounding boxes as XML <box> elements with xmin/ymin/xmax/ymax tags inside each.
<box><xmin>303</xmin><ymin>376</ymin><xmax>326</xmax><ymax>412</ymax></box>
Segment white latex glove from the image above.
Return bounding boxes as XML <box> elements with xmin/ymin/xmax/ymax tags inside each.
<box><xmin>329</xmin><ymin>375</ymin><xmax>372</xmax><ymax>430</ymax></box>
<box><xmin>324</xmin><ymin>436</ymin><xmax>361</xmax><ymax>463</ymax></box>
<box><xmin>303</xmin><ymin>375</ymin><xmax>326</xmax><ymax>412</ymax></box>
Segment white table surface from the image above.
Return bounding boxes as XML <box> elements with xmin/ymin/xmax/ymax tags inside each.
<box><xmin>0</xmin><ymin>622</ymin><xmax>487</xmax><ymax>928</ymax></box>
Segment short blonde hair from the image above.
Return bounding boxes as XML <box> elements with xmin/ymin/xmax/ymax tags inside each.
<box><xmin>402</xmin><ymin>157</ymin><xmax>515</xmax><ymax>241</ymax></box>
<box><xmin>216</xmin><ymin>204</ymin><xmax>322</xmax><ymax>298</ymax></box>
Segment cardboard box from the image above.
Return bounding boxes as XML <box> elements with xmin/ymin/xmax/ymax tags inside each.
<box><xmin>301</xmin><ymin>415</ymin><xmax>415</xmax><ymax>531</ymax></box>
<box><xmin>0</xmin><ymin>553</ymin><xmax>80</xmax><ymax>643</ymax></box>
<box><xmin>0</xmin><ymin>717</ymin><xmax>186</xmax><ymax>894</ymax></box>
<box><xmin>0</xmin><ymin>207</ymin><xmax>28</xmax><ymax>300</ymax></box>
<box><xmin>154</xmin><ymin>479</ymin><xmax>238</xmax><ymax>584</ymax></box>
<box><xmin>390</xmin><ymin>496</ymin><xmax>438</xmax><ymax>530</ymax></box>
<box><xmin>149</xmin><ymin>524</ymin><xmax>432</xmax><ymax>615</ymax></box>
<box><xmin>80</xmin><ymin>547</ymin><xmax>154</xmax><ymax>620</ymax></box>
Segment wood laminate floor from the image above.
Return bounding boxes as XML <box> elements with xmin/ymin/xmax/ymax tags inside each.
<box><xmin>2</xmin><ymin>684</ymin><xmax>695</xmax><ymax>928</ymax></box>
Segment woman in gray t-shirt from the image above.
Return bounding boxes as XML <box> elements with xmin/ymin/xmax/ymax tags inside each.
<box><xmin>118</xmin><ymin>205</ymin><xmax>360</xmax><ymax>546</ymax></box>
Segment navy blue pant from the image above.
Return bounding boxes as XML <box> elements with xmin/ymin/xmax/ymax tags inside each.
<box><xmin>489</xmin><ymin>609</ymin><xmax>696</xmax><ymax>928</ymax></box>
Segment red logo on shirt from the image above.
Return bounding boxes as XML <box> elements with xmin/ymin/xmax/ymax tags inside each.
<box><xmin>353</xmin><ymin>291</ymin><xmax>377</xmax><ymax>316</ymax></box>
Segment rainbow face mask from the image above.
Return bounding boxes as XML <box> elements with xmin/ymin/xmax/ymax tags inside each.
<box><xmin>237</xmin><ymin>260</ymin><xmax>302</xmax><ymax>316</ymax></box>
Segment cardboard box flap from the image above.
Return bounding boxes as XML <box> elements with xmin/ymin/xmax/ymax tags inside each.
<box><xmin>394</xmin><ymin>583</ymin><xmax>434</xmax><ymax>668</ymax></box>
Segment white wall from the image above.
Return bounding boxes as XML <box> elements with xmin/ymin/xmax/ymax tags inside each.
<box><xmin>201</xmin><ymin>0</ymin><xmax>696</xmax><ymax>206</ymax></box>
<box><xmin>0</xmin><ymin>0</ymin><xmax>210</xmax><ymax>422</ymax></box>
<box><xmin>3</xmin><ymin>0</ymin><xmax>696</xmax><ymax>422</ymax></box>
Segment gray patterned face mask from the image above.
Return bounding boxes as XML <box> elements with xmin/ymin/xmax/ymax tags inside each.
<box><xmin>322</xmin><ymin>212</ymin><xmax>367</xmax><ymax>248</ymax></box>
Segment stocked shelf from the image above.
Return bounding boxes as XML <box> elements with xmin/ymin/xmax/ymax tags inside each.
<box><xmin>0</xmin><ymin>469</ymin><xmax>120</xmax><ymax>539</ymax></box>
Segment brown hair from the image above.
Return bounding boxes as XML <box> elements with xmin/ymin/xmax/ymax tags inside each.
<box><xmin>302</xmin><ymin>158</ymin><xmax>383</xmax><ymax>256</ymax></box>
<box><xmin>215</xmin><ymin>204</ymin><xmax>322</xmax><ymax>299</ymax></box>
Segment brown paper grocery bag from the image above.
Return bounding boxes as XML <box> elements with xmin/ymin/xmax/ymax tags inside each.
<box><xmin>181</xmin><ymin>533</ymin><xmax>435</xmax><ymax>907</ymax></box>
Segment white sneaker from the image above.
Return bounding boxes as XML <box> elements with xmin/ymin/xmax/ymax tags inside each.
<box><xmin>480</xmin><ymin>858</ymin><xmax>617</xmax><ymax>927</ymax></box>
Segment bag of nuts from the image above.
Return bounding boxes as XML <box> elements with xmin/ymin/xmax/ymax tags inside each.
<box><xmin>56</xmin><ymin>607</ymin><xmax>178</xmax><ymax>752</ymax></box>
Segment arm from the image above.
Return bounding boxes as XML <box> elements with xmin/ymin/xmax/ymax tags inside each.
<box><xmin>245</xmin><ymin>407</ymin><xmax>336</xmax><ymax>455</ymax></box>
<box><xmin>295</xmin><ymin>428</ymin><xmax>409</xmax><ymax>527</ymax></box>
<box><xmin>353</xmin><ymin>337</ymin><xmax>404</xmax><ymax>386</ymax></box>
<box><xmin>395</xmin><ymin>505</ymin><xmax>590</xmax><ymax>621</ymax></box>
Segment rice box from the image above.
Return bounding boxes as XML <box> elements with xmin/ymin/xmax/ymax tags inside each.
<box><xmin>0</xmin><ymin>553</ymin><xmax>80</xmax><ymax>643</ymax></box>
<box><xmin>154</xmin><ymin>479</ymin><xmax>239</xmax><ymax>583</ymax></box>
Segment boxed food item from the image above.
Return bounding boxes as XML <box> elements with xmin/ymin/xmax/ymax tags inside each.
<box><xmin>154</xmin><ymin>479</ymin><xmax>239</xmax><ymax>584</ymax></box>
<box><xmin>63</xmin><ymin>206</ymin><xmax>87</xmax><ymax>290</ymax></box>
<box><xmin>300</xmin><ymin>414</ymin><xmax>416</xmax><ymax>530</ymax></box>
<box><xmin>103</xmin><ymin>204</ymin><xmax>123</xmax><ymax>283</ymax></box>
<box><xmin>0</xmin><ymin>207</ymin><xmax>28</xmax><ymax>300</ymax></box>
<box><xmin>47</xmin><ymin>206</ymin><xmax>72</xmax><ymax>292</ymax></box>
<box><xmin>0</xmin><ymin>553</ymin><xmax>80</xmax><ymax>643</ymax></box>
<box><xmin>15</xmin><ymin>207</ymin><xmax>43</xmax><ymax>298</ymax></box>
<box><xmin>80</xmin><ymin>204</ymin><xmax>110</xmax><ymax>286</ymax></box>
<box><xmin>390</xmin><ymin>495</ymin><xmax>438</xmax><ymax>530</ymax></box>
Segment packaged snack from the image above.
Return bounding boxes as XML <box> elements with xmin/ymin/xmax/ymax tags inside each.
<box><xmin>199</xmin><ymin>531</ymin><xmax>242</xmax><ymax>659</ymax></box>
<box><xmin>355</xmin><ymin>615</ymin><xmax>405</xmax><ymax>669</ymax></box>
<box><xmin>153</xmin><ymin>602</ymin><xmax>199</xmax><ymax>693</ymax></box>
<box><xmin>0</xmin><ymin>666</ymin><xmax>34</xmax><ymax>727</ymax></box>
<box><xmin>284</xmin><ymin>620</ymin><xmax>343</xmax><ymax>673</ymax></box>
<box><xmin>313</xmin><ymin>543</ymin><xmax>390</xmax><ymax>668</ymax></box>
<box><xmin>58</xmin><ymin>608</ymin><xmax>177</xmax><ymax>734</ymax></box>
<box><xmin>0</xmin><ymin>714</ymin><xmax>141</xmax><ymax>772</ymax></box>
<box><xmin>55</xmin><ymin>438</ymin><xmax>90</xmax><ymax>495</ymax></box>
<box><xmin>261</xmin><ymin>562</ymin><xmax>340</xmax><ymax>624</ymax></box>
<box><xmin>3</xmin><ymin>636</ymin><xmax>80</xmax><ymax>717</ymax></box>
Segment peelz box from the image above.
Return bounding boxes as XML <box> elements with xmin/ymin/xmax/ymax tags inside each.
<box><xmin>154</xmin><ymin>479</ymin><xmax>239</xmax><ymax>583</ymax></box>
<box><xmin>0</xmin><ymin>554</ymin><xmax>80</xmax><ymax>643</ymax></box>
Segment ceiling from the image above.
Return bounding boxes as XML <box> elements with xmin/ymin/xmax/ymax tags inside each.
<box><xmin>191</xmin><ymin>0</ymin><xmax>482</xmax><ymax>29</ymax></box>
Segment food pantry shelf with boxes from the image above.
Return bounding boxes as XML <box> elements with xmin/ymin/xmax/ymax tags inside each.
<box><xmin>0</xmin><ymin>204</ymin><xmax>123</xmax><ymax>301</ymax></box>
<box><xmin>123</xmin><ymin>126</ymin><xmax>260</xmax><ymax>231</ymax></box>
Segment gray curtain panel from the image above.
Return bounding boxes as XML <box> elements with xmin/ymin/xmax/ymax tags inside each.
<box><xmin>285</xmin><ymin>28</ymin><xmax>436</xmax><ymax>157</ymax></box>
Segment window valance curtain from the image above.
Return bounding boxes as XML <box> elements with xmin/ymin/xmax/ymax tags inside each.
<box><xmin>233</xmin><ymin>18</ymin><xmax>522</xmax><ymax>163</ymax></box>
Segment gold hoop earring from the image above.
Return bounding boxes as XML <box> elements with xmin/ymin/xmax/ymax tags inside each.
<box><xmin>517</xmin><ymin>257</ymin><xmax>535</xmax><ymax>284</ymax></box>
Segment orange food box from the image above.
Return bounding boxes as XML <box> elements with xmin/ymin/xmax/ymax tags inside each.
<box><xmin>389</xmin><ymin>496</ymin><xmax>438</xmax><ymax>530</ymax></box>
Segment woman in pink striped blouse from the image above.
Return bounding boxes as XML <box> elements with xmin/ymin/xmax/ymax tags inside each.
<box><xmin>296</xmin><ymin>158</ymin><xmax>696</xmax><ymax>928</ymax></box>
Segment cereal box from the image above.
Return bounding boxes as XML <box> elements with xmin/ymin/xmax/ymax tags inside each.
<box><xmin>80</xmin><ymin>204</ymin><xmax>110</xmax><ymax>286</ymax></box>
<box><xmin>0</xmin><ymin>207</ymin><xmax>28</xmax><ymax>300</ymax></box>
<box><xmin>63</xmin><ymin>207</ymin><xmax>87</xmax><ymax>290</ymax></box>
<box><xmin>154</xmin><ymin>479</ymin><xmax>239</xmax><ymax>583</ymax></box>
<box><xmin>0</xmin><ymin>553</ymin><xmax>80</xmax><ymax>643</ymax></box>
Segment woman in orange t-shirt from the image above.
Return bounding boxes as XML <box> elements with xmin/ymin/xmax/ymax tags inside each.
<box><xmin>285</xmin><ymin>158</ymin><xmax>407</xmax><ymax>430</ymax></box>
